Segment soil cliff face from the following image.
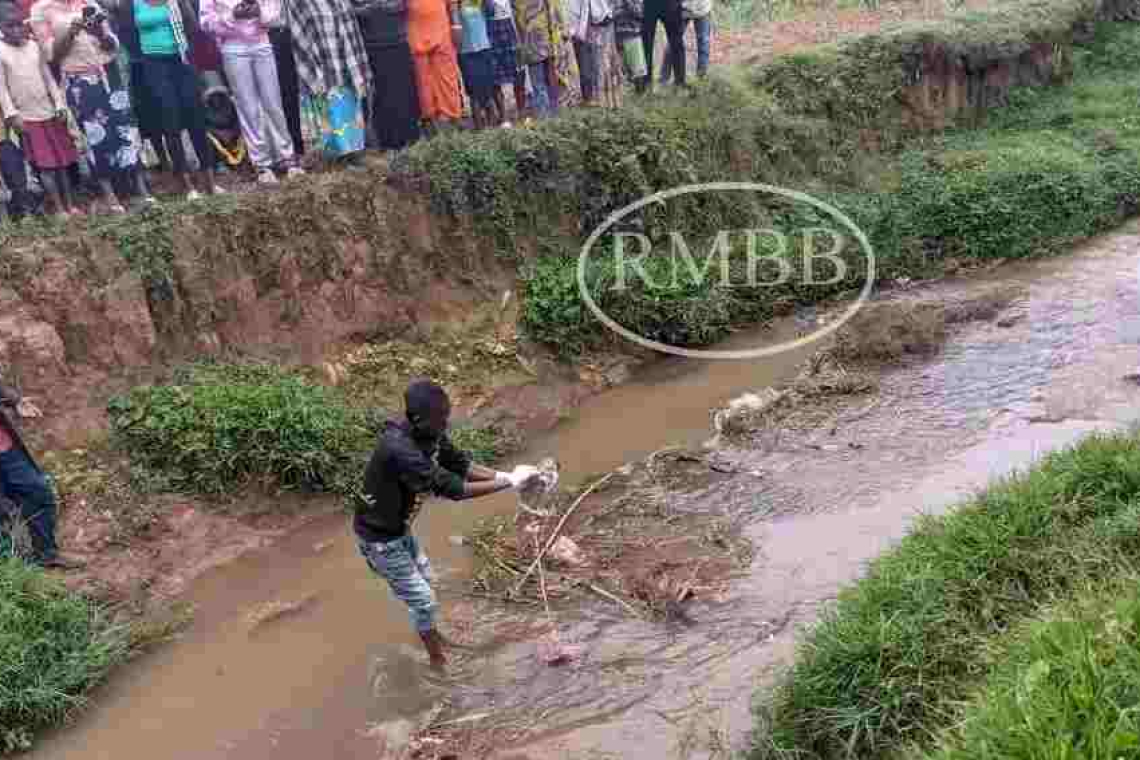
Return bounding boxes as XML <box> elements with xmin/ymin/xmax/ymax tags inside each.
<box><xmin>0</xmin><ymin>178</ymin><xmax>515</xmax><ymax>444</ymax></box>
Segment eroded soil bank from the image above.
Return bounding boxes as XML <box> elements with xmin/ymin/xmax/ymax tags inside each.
<box><xmin>23</xmin><ymin>222</ymin><xmax>1140</xmax><ymax>760</ymax></box>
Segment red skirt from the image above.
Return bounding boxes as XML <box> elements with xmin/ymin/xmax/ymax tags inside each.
<box><xmin>20</xmin><ymin>119</ymin><xmax>78</xmax><ymax>170</ymax></box>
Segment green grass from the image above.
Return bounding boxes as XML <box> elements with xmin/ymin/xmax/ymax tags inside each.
<box><xmin>913</xmin><ymin>576</ymin><xmax>1140</xmax><ymax>760</ymax></box>
<box><xmin>754</xmin><ymin>430</ymin><xmax>1140</xmax><ymax>759</ymax></box>
<box><xmin>106</xmin><ymin>361</ymin><xmax>516</xmax><ymax>504</ymax></box>
<box><xmin>0</xmin><ymin>558</ymin><xmax>129</xmax><ymax>754</ymax></box>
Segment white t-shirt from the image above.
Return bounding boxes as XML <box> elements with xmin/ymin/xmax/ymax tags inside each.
<box><xmin>489</xmin><ymin>0</ymin><xmax>512</xmax><ymax>21</ymax></box>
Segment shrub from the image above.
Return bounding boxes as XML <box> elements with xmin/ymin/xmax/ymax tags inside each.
<box><xmin>107</xmin><ymin>362</ymin><xmax>517</xmax><ymax>501</ymax></box>
<box><xmin>0</xmin><ymin>559</ymin><xmax>128</xmax><ymax>754</ymax></box>
<box><xmin>107</xmin><ymin>362</ymin><xmax>373</xmax><ymax>497</ymax></box>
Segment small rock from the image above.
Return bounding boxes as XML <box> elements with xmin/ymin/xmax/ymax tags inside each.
<box><xmin>448</xmin><ymin>535</ymin><xmax>467</xmax><ymax>547</ymax></box>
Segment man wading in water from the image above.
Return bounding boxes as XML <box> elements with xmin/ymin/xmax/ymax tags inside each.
<box><xmin>355</xmin><ymin>379</ymin><xmax>539</xmax><ymax>672</ymax></box>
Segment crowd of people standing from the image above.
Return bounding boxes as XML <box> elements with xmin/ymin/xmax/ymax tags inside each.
<box><xmin>0</xmin><ymin>0</ymin><xmax>713</xmax><ymax>220</ymax></box>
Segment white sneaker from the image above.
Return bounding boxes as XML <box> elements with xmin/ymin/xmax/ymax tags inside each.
<box><xmin>186</xmin><ymin>190</ymin><xmax>202</xmax><ymax>202</ymax></box>
<box><xmin>257</xmin><ymin>170</ymin><xmax>278</xmax><ymax>186</ymax></box>
<box><xmin>212</xmin><ymin>184</ymin><xmax>229</xmax><ymax>195</ymax></box>
<box><xmin>286</xmin><ymin>166</ymin><xmax>305</xmax><ymax>179</ymax></box>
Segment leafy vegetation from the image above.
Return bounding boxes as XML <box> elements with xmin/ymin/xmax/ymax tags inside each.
<box><xmin>519</xmin><ymin>18</ymin><xmax>1140</xmax><ymax>355</ymax></box>
<box><xmin>754</xmin><ymin>430</ymin><xmax>1140</xmax><ymax>759</ymax></box>
<box><xmin>106</xmin><ymin>361</ymin><xmax>516</xmax><ymax>503</ymax></box>
<box><xmin>107</xmin><ymin>362</ymin><xmax>372</xmax><ymax>498</ymax></box>
<box><xmin>0</xmin><ymin>558</ymin><xmax>129</xmax><ymax>755</ymax></box>
<box><xmin>914</xmin><ymin>576</ymin><xmax>1140</xmax><ymax>760</ymax></box>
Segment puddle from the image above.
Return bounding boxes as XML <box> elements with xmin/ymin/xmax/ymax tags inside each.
<box><xmin>29</xmin><ymin>223</ymin><xmax>1140</xmax><ymax>759</ymax></box>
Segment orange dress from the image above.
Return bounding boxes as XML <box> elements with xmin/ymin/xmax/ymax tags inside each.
<box><xmin>407</xmin><ymin>0</ymin><xmax>462</xmax><ymax>120</ymax></box>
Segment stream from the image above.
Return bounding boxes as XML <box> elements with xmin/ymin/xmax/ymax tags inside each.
<box><xmin>30</xmin><ymin>222</ymin><xmax>1140</xmax><ymax>759</ymax></box>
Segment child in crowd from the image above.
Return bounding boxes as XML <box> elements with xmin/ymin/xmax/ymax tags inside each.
<box><xmin>660</xmin><ymin>0</ymin><xmax>709</xmax><ymax>84</ymax></box>
<box><xmin>0</xmin><ymin>118</ymin><xmax>38</xmax><ymax>220</ymax></box>
<box><xmin>457</xmin><ymin>0</ymin><xmax>496</xmax><ymax>128</ymax></box>
<box><xmin>0</xmin><ymin>4</ymin><xmax>79</xmax><ymax>217</ymax></box>
<box><xmin>612</xmin><ymin>0</ymin><xmax>645</xmax><ymax>93</ymax></box>
<box><xmin>486</xmin><ymin>0</ymin><xmax>522</xmax><ymax>123</ymax></box>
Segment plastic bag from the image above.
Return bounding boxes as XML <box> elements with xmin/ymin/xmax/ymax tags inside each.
<box><xmin>516</xmin><ymin>457</ymin><xmax>560</xmax><ymax>518</ymax></box>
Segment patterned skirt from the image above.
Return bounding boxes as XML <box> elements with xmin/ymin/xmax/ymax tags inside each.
<box><xmin>489</xmin><ymin>18</ymin><xmax>519</xmax><ymax>85</ymax></box>
<box><xmin>64</xmin><ymin>65</ymin><xmax>142</xmax><ymax>180</ymax></box>
<box><xmin>313</xmin><ymin>86</ymin><xmax>366</xmax><ymax>159</ymax></box>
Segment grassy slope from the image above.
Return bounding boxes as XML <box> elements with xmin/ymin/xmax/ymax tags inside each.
<box><xmin>0</xmin><ymin>559</ymin><xmax>129</xmax><ymax>754</ymax></box>
<box><xmin>753</xmin><ymin>434</ymin><xmax>1140</xmax><ymax>754</ymax></box>
<box><xmin>514</xmin><ymin>16</ymin><xmax>1140</xmax><ymax>357</ymax></box>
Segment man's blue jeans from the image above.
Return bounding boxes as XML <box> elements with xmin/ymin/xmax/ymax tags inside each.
<box><xmin>359</xmin><ymin>535</ymin><xmax>438</xmax><ymax>633</ymax></box>
<box><xmin>0</xmin><ymin>449</ymin><xmax>58</xmax><ymax>563</ymax></box>
<box><xmin>661</xmin><ymin>15</ymin><xmax>711</xmax><ymax>82</ymax></box>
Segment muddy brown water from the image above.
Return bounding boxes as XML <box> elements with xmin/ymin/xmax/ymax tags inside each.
<box><xmin>31</xmin><ymin>223</ymin><xmax>1140</xmax><ymax>760</ymax></box>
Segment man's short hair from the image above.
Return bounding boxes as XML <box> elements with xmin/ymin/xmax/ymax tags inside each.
<box><xmin>405</xmin><ymin>379</ymin><xmax>450</xmax><ymax>422</ymax></box>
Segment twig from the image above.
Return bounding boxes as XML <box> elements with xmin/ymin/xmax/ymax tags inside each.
<box><xmin>580</xmin><ymin>580</ymin><xmax>641</xmax><ymax>618</ymax></box>
<box><xmin>511</xmin><ymin>472</ymin><xmax>615</xmax><ymax>597</ymax></box>
<box><xmin>535</xmin><ymin>532</ymin><xmax>553</xmax><ymax>621</ymax></box>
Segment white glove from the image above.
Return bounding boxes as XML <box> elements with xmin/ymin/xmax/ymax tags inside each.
<box><xmin>506</xmin><ymin>464</ymin><xmax>540</xmax><ymax>489</ymax></box>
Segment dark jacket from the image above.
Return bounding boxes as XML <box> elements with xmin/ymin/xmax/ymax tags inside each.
<box><xmin>0</xmin><ymin>379</ymin><xmax>39</xmax><ymax>472</ymax></box>
<box><xmin>355</xmin><ymin>419</ymin><xmax>472</xmax><ymax>543</ymax></box>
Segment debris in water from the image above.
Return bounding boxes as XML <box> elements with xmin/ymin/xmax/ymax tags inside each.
<box><xmin>244</xmin><ymin>592</ymin><xmax>320</xmax><ymax>633</ymax></box>
<box><xmin>537</xmin><ymin>626</ymin><xmax>581</xmax><ymax>666</ymax></box>
<box><xmin>548</xmin><ymin>536</ymin><xmax>585</xmax><ymax>568</ymax></box>
<box><xmin>516</xmin><ymin>457</ymin><xmax>560</xmax><ymax>518</ymax></box>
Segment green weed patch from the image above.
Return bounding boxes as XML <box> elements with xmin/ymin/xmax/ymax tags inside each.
<box><xmin>0</xmin><ymin>559</ymin><xmax>128</xmax><ymax>755</ymax></box>
<box><xmin>106</xmin><ymin>361</ymin><xmax>515</xmax><ymax>503</ymax></box>
<box><xmin>754</xmin><ymin>430</ymin><xmax>1140</xmax><ymax>759</ymax></box>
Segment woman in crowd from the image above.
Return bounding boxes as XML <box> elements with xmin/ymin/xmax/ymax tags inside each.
<box><xmin>406</xmin><ymin>0</ymin><xmax>460</xmax><ymax>133</ymax></box>
<box><xmin>287</xmin><ymin>0</ymin><xmax>371</xmax><ymax>160</ymax></box>
<box><xmin>457</xmin><ymin>0</ymin><xmax>495</xmax><ymax>127</ymax></box>
<box><xmin>0</xmin><ymin>2</ymin><xmax>80</xmax><ymax>216</ymax></box>
<box><xmin>567</xmin><ymin>0</ymin><xmax>618</xmax><ymax>107</ymax></box>
<box><xmin>114</xmin><ymin>1</ymin><xmax>170</xmax><ymax>170</ymax></box>
<box><xmin>513</xmin><ymin>0</ymin><xmax>571</xmax><ymax>116</ymax></box>
<box><xmin>200</xmin><ymin>0</ymin><xmax>304</xmax><ymax>183</ymax></box>
<box><xmin>486</xmin><ymin>0</ymin><xmax>521</xmax><ymax>122</ymax></box>
<box><xmin>351</xmin><ymin>0</ymin><xmax>420</xmax><ymax>150</ymax></box>
<box><xmin>659</xmin><ymin>0</ymin><xmax>708</xmax><ymax>84</ymax></box>
<box><xmin>116</xmin><ymin>0</ymin><xmax>222</xmax><ymax>200</ymax></box>
<box><xmin>29</xmin><ymin>0</ymin><xmax>154</xmax><ymax>211</ymax></box>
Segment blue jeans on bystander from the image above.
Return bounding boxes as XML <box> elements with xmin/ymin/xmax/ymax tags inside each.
<box><xmin>0</xmin><ymin>448</ymin><xmax>58</xmax><ymax>563</ymax></box>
